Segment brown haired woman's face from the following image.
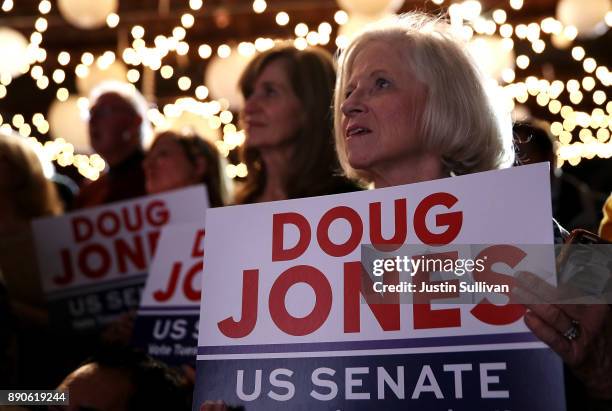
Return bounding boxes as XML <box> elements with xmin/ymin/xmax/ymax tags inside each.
<box><xmin>143</xmin><ymin>135</ymin><xmax>204</xmax><ymax>194</ymax></box>
<box><xmin>241</xmin><ymin>59</ymin><xmax>303</xmax><ymax>148</ymax></box>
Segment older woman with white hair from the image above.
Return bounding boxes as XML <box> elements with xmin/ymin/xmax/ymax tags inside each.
<box><xmin>334</xmin><ymin>12</ymin><xmax>611</xmax><ymax>407</ymax></box>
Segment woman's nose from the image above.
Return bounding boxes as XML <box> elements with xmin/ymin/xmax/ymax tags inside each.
<box><xmin>243</xmin><ymin>94</ymin><xmax>261</xmax><ymax>115</ymax></box>
<box><xmin>341</xmin><ymin>89</ymin><xmax>366</xmax><ymax>118</ymax></box>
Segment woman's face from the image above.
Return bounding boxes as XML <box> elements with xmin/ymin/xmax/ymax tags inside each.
<box><xmin>241</xmin><ymin>59</ymin><xmax>304</xmax><ymax>148</ymax></box>
<box><xmin>143</xmin><ymin>135</ymin><xmax>204</xmax><ymax>194</ymax></box>
<box><xmin>340</xmin><ymin>41</ymin><xmax>430</xmax><ymax>173</ymax></box>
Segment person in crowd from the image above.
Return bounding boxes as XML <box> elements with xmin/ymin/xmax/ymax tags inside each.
<box><xmin>0</xmin><ymin>131</ymin><xmax>62</xmax><ymax>314</ymax></box>
<box><xmin>102</xmin><ymin>130</ymin><xmax>229</xmax><ymax>345</ymax></box>
<box><xmin>513</xmin><ymin>121</ymin><xmax>606</xmax><ymax>232</ymax></box>
<box><xmin>72</xmin><ymin>81</ymin><xmax>151</xmax><ymax>209</ymax></box>
<box><xmin>333</xmin><ymin>12</ymin><xmax>611</xmax><ymax>409</ymax></box>
<box><xmin>0</xmin><ymin>131</ymin><xmax>64</xmax><ymax>387</ymax></box>
<box><xmin>236</xmin><ymin>44</ymin><xmax>360</xmax><ymax>204</ymax></box>
<box><xmin>0</xmin><ymin>270</ymin><xmax>17</xmax><ymax>387</ymax></box>
<box><xmin>50</xmin><ymin>345</ymin><xmax>192</xmax><ymax>411</ymax></box>
<box><xmin>599</xmin><ymin>193</ymin><xmax>612</xmax><ymax>241</ymax></box>
<box><xmin>144</xmin><ymin>130</ymin><xmax>229</xmax><ymax>206</ymax></box>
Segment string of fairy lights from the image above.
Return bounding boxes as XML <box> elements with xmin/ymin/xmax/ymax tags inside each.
<box><xmin>0</xmin><ymin>0</ymin><xmax>610</xmax><ymax>181</ymax></box>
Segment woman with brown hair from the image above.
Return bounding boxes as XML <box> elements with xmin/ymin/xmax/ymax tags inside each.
<box><xmin>0</xmin><ymin>131</ymin><xmax>63</xmax><ymax>386</ymax></box>
<box><xmin>144</xmin><ymin>130</ymin><xmax>229</xmax><ymax>207</ymax></box>
<box><xmin>0</xmin><ymin>131</ymin><xmax>62</xmax><ymax>312</ymax></box>
<box><xmin>236</xmin><ymin>44</ymin><xmax>359</xmax><ymax>204</ymax></box>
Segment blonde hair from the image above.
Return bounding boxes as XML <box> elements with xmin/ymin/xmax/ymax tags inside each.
<box><xmin>0</xmin><ymin>131</ymin><xmax>62</xmax><ymax>218</ymax></box>
<box><xmin>334</xmin><ymin>12</ymin><xmax>514</xmax><ymax>182</ymax></box>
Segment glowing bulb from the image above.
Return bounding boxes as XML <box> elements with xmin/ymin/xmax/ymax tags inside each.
<box><xmin>499</xmin><ymin>24</ymin><xmax>513</xmax><ymax>37</ymax></box>
<box><xmin>220</xmin><ymin>110</ymin><xmax>233</xmax><ymax>124</ymax></box>
<box><xmin>306</xmin><ymin>31</ymin><xmax>320</xmax><ymax>45</ymax></box>
<box><xmin>106</xmin><ymin>13</ymin><xmax>120</xmax><ymax>28</ymax></box>
<box><xmin>195</xmin><ymin>85</ymin><xmax>209</xmax><ymax>100</ymax></box>
<box><xmin>38</xmin><ymin>0</ymin><xmax>51</xmax><ymax>14</ymax></box>
<box><xmin>2</xmin><ymin>0</ymin><xmax>13</xmax><ymax>12</ymax></box>
<box><xmin>294</xmin><ymin>37</ymin><xmax>308</xmax><ymax>50</ymax></box>
<box><xmin>571</xmin><ymin>46</ymin><xmax>585</xmax><ymax>61</ymax></box>
<box><xmin>189</xmin><ymin>0</ymin><xmax>203</xmax><ymax>10</ymax></box>
<box><xmin>52</xmin><ymin>69</ymin><xmax>65</xmax><ymax>83</ymax></box>
<box><xmin>178</xmin><ymin>76</ymin><xmax>191</xmax><ymax>91</ymax></box>
<box><xmin>217</xmin><ymin>44</ymin><xmax>231</xmax><ymax>58</ymax></box>
<box><xmin>582</xmin><ymin>76</ymin><xmax>595</xmax><ymax>91</ymax></box>
<box><xmin>35</xmin><ymin>17</ymin><xmax>48</xmax><ymax>32</ymax></box>
<box><xmin>532</xmin><ymin>39</ymin><xmax>545</xmax><ymax>53</ymax></box>
<box><xmin>160</xmin><ymin>65</ymin><xmax>173</xmax><ymax>79</ymax></box>
<box><xmin>131</xmin><ymin>25</ymin><xmax>145</xmax><ymax>39</ymax></box>
<box><xmin>81</xmin><ymin>52</ymin><xmax>94</xmax><ymax>66</ymax></box>
<box><xmin>198</xmin><ymin>44</ymin><xmax>212</xmax><ymax>59</ymax></box>
<box><xmin>75</xmin><ymin>64</ymin><xmax>89</xmax><ymax>78</ymax></box>
<box><xmin>12</xmin><ymin>114</ymin><xmax>24</xmax><ymax>128</ymax></box>
<box><xmin>56</xmin><ymin>88</ymin><xmax>69</xmax><ymax>101</ymax></box>
<box><xmin>30</xmin><ymin>65</ymin><xmax>43</xmax><ymax>80</ymax></box>
<box><xmin>295</xmin><ymin>23</ymin><xmax>308</xmax><ymax>37</ymax></box>
<box><xmin>492</xmin><ymin>9</ymin><xmax>507</xmax><ymax>24</ymax></box>
<box><xmin>510</xmin><ymin>0</ymin><xmax>523</xmax><ymax>10</ymax></box>
<box><xmin>276</xmin><ymin>12</ymin><xmax>289</xmax><ymax>26</ymax></box>
<box><xmin>334</xmin><ymin>10</ymin><xmax>349</xmax><ymax>25</ymax></box>
<box><xmin>173</xmin><ymin>27</ymin><xmax>186</xmax><ymax>40</ymax></box>
<box><xmin>583</xmin><ymin>58</ymin><xmax>596</xmax><ymax>73</ymax></box>
<box><xmin>181</xmin><ymin>13</ymin><xmax>195</xmax><ymax>28</ymax></box>
<box><xmin>127</xmin><ymin>69</ymin><xmax>140</xmax><ymax>83</ymax></box>
<box><xmin>252</xmin><ymin>0</ymin><xmax>267</xmax><ymax>13</ymax></box>
<box><xmin>176</xmin><ymin>41</ymin><xmax>189</xmax><ymax>55</ymax></box>
<box><xmin>549</xmin><ymin>100</ymin><xmax>562</xmax><ymax>114</ymax></box>
<box><xmin>501</xmin><ymin>68</ymin><xmax>515</xmax><ymax>83</ymax></box>
<box><xmin>569</xmin><ymin>91</ymin><xmax>583</xmax><ymax>104</ymax></box>
<box><xmin>593</xmin><ymin>90</ymin><xmax>606</xmax><ymax>105</ymax></box>
<box><xmin>516</xmin><ymin>55</ymin><xmax>530</xmax><ymax>69</ymax></box>
<box><xmin>515</xmin><ymin>24</ymin><xmax>528</xmax><ymax>39</ymax></box>
<box><xmin>58</xmin><ymin>51</ymin><xmax>70</xmax><ymax>66</ymax></box>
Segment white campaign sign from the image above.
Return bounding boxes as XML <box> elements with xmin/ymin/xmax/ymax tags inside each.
<box><xmin>193</xmin><ymin>164</ymin><xmax>565</xmax><ymax>411</ymax></box>
<box><xmin>32</xmin><ymin>185</ymin><xmax>208</xmax><ymax>331</ymax></box>
<box><xmin>133</xmin><ymin>223</ymin><xmax>205</xmax><ymax>365</ymax></box>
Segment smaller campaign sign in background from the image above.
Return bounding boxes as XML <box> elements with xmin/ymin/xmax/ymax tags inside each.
<box><xmin>132</xmin><ymin>223</ymin><xmax>205</xmax><ymax>367</ymax></box>
<box><xmin>32</xmin><ymin>185</ymin><xmax>208</xmax><ymax>332</ymax></box>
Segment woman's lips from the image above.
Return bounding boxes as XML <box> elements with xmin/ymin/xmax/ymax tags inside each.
<box><xmin>345</xmin><ymin>124</ymin><xmax>372</xmax><ymax>139</ymax></box>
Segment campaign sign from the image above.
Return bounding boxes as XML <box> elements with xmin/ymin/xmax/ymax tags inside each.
<box><xmin>132</xmin><ymin>224</ymin><xmax>205</xmax><ymax>366</ymax></box>
<box><xmin>32</xmin><ymin>185</ymin><xmax>208</xmax><ymax>332</ymax></box>
<box><xmin>193</xmin><ymin>164</ymin><xmax>566</xmax><ymax>410</ymax></box>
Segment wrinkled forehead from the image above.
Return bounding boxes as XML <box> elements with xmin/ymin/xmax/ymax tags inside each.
<box><xmin>343</xmin><ymin>38</ymin><xmax>414</xmax><ymax>86</ymax></box>
<box><xmin>91</xmin><ymin>92</ymin><xmax>135</xmax><ymax>113</ymax></box>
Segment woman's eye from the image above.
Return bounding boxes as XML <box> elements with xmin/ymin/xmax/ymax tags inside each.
<box><xmin>375</xmin><ymin>78</ymin><xmax>391</xmax><ymax>89</ymax></box>
<box><xmin>264</xmin><ymin>87</ymin><xmax>278</xmax><ymax>97</ymax></box>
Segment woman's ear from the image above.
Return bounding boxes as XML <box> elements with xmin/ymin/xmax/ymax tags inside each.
<box><xmin>194</xmin><ymin>156</ymin><xmax>207</xmax><ymax>180</ymax></box>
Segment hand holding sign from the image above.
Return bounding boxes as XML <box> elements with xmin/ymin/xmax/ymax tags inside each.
<box><xmin>515</xmin><ymin>270</ymin><xmax>612</xmax><ymax>399</ymax></box>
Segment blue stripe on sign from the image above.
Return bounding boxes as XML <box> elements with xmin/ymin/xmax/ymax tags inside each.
<box><xmin>139</xmin><ymin>305</ymin><xmax>200</xmax><ymax>312</ymax></box>
<box><xmin>46</xmin><ymin>273</ymin><xmax>148</xmax><ymax>299</ymax></box>
<box><xmin>197</xmin><ymin>332</ymin><xmax>538</xmax><ymax>355</ymax></box>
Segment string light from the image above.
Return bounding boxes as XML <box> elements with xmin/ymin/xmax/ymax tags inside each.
<box><xmin>334</xmin><ymin>10</ymin><xmax>349</xmax><ymax>25</ymax></box>
<box><xmin>276</xmin><ymin>12</ymin><xmax>290</xmax><ymax>26</ymax></box>
<box><xmin>107</xmin><ymin>13</ymin><xmax>120</xmax><ymax>28</ymax></box>
<box><xmin>252</xmin><ymin>0</ymin><xmax>267</xmax><ymax>14</ymax></box>
<box><xmin>189</xmin><ymin>0</ymin><xmax>203</xmax><ymax>10</ymax></box>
